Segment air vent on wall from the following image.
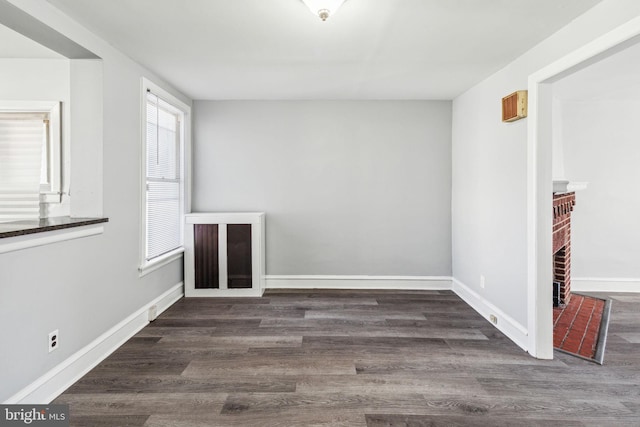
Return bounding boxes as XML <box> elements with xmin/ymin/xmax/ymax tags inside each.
<box><xmin>502</xmin><ymin>90</ymin><xmax>528</xmax><ymax>122</ymax></box>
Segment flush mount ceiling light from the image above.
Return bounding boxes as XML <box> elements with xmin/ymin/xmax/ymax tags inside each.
<box><xmin>301</xmin><ymin>0</ymin><xmax>347</xmax><ymax>21</ymax></box>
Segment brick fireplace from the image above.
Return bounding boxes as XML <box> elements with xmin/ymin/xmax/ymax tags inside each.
<box><xmin>553</xmin><ymin>192</ymin><xmax>576</xmax><ymax>306</ymax></box>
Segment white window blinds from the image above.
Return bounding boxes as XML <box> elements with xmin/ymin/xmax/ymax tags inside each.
<box><xmin>0</xmin><ymin>113</ymin><xmax>46</xmax><ymax>222</ymax></box>
<box><xmin>145</xmin><ymin>92</ymin><xmax>182</xmax><ymax>260</ymax></box>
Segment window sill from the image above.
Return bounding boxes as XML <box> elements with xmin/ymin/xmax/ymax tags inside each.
<box><xmin>0</xmin><ymin>216</ymin><xmax>108</xmax><ymax>254</ymax></box>
<box><xmin>139</xmin><ymin>248</ymin><xmax>184</xmax><ymax>277</ymax></box>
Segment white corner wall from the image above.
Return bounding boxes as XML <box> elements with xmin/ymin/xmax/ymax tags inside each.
<box><xmin>192</xmin><ymin>100</ymin><xmax>452</xmax><ymax>277</ymax></box>
<box><xmin>0</xmin><ymin>0</ymin><xmax>190</xmax><ymax>402</ymax></box>
<box><xmin>452</xmin><ymin>0</ymin><xmax>640</xmax><ymax>351</ymax></box>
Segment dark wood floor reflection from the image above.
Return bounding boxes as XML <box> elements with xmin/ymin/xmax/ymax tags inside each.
<box><xmin>54</xmin><ymin>290</ymin><xmax>640</xmax><ymax>426</ymax></box>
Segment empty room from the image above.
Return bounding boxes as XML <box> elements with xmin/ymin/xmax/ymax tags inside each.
<box><xmin>1</xmin><ymin>0</ymin><xmax>640</xmax><ymax>425</ymax></box>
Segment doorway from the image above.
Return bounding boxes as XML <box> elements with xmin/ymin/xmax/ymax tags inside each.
<box><xmin>527</xmin><ymin>18</ymin><xmax>640</xmax><ymax>358</ymax></box>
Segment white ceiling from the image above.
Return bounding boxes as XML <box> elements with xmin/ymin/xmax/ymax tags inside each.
<box><xmin>47</xmin><ymin>0</ymin><xmax>602</xmax><ymax>100</ymax></box>
<box><xmin>0</xmin><ymin>23</ymin><xmax>63</xmax><ymax>58</ymax></box>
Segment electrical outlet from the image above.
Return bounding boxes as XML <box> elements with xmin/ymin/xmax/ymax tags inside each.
<box><xmin>480</xmin><ymin>275</ymin><xmax>485</xmax><ymax>289</ymax></box>
<box><xmin>489</xmin><ymin>314</ymin><xmax>498</xmax><ymax>325</ymax></box>
<box><xmin>148</xmin><ymin>305</ymin><xmax>158</xmax><ymax>322</ymax></box>
<box><xmin>48</xmin><ymin>329</ymin><xmax>59</xmax><ymax>353</ymax></box>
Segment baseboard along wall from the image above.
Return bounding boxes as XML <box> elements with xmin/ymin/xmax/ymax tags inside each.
<box><xmin>572</xmin><ymin>277</ymin><xmax>640</xmax><ymax>293</ymax></box>
<box><xmin>4</xmin><ymin>282</ymin><xmax>184</xmax><ymax>404</ymax></box>
<box><xmin>266</xmin><ymin>275</ymin><xmax>530</xmax><ymax>353</ymax></box>
<box><xmin>8</xmin><ymin>274</ymin><xmax>539</xmax><ymax>404</ymax></box>
<box><xmin>264</xmin><ymin>275</ymin><xmax>452</xmax><ymax>290</ymax></box>
<box><xmin>452</xmin><ymin>278</ymin><xmax>529</xmax><ymax>352</ymax></box>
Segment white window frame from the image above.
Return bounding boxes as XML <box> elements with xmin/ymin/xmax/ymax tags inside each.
<box><xmin>0</xmin><ymin>100</ymin><xmax>63</xmax><ymax>206</ymax></box>
<box><xmin>138</xmin><ymin>78</ymin><xmax>191</xmax><ymax>277</ymax></box>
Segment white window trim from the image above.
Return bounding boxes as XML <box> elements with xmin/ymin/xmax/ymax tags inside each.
<box><xmin>0</xmin><ymin>100</ymin><xmax>63</xmax><ymax>205</ymax></box>
<box><xmin>41</xmin><ymin>102</ymin><xmax>62</xmax><ymax>204</ymax></box>
<box><xmin>138</xmin><ymin>247</ymin><xmax>185</xmax><ymax>277</ymax></box>
<box><xmin>138</xmin><ymin>78</ymin><xmax>191</xmax><ymax>277</ymax></box>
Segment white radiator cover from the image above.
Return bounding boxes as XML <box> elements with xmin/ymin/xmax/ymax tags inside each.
<box><xmin>184</xmin><ymin>212</ymin><xmax>265</xmax><ymax>297</ymax></box>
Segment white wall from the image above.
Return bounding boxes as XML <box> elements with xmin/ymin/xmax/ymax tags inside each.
<box><xmin>69</xmin><ymin>59</ymin><xmax>103</xmax><ymax>218</ymax></box>
<box><xmin>561</xmin><ymin>99</ymin><xmax>640</xmax><ymax>281</ymax></box>
<box><xmin>0</xmin><ymin>59</ymin><xmax>69</xmax><ymax>98</ymax></box>
<box><xmin>0</xmin><ymin>0</ymin><xmax>190</xmax><ymax>402</ymax></box>
<box><xmin>452</xmin><ymin>0</ymin><xmax>640</xmax><ymax>332</ymax></box>
<box><xmin>193</xmin><ymin>101</ymin><xmax>452</xmax><ymax>276</ymax></box>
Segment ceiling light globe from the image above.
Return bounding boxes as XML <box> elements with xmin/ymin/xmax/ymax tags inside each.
<box><xmin>301</xmin><ymin>0</ymin><xmax>347</xmax><ymax>21</ymax></box>
<box><xmin>318</xmin><ymin>9</ymin><xmax>330</xmax><ymax>21</ymax></box>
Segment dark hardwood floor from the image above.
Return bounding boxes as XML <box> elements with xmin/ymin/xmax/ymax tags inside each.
<box><xmin>54</xmin><ymin>290</ymin><xmax>640</xmax><ymax>426</ymax></box>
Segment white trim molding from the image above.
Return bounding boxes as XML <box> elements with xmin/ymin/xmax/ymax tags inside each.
<box><xmin>265</xmin><ymin>275</ymin><xmax>452</xmax><ymax>290</ymax></box>
<box><xmin>4</xmin><ymin>282</ymin><xmax>184</xmax><ymax>404</ymax></box>
<box><xmin>452</xmin><ymin>278</ymin><xmax>529</xmax><ymax>352</ymax></box>
<box><xmin>572</xmin><ymin>278</ymin><xmax>640</xmax><ymax>293</ymax></box>
<box><xmin>138</xmin><ymin>247</ymin><xmax>184</xmax><ymax>277</ymax></box>
<box><xmin>527</xmin><ymin>14</ymin><xmax>640</xmax><ymax>359</ymax></box>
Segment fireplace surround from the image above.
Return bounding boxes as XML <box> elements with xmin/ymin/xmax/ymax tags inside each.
<box><xmin>553</xmin><ymin>192</ymin><xmax>576</xmax><ymax>306</ymax></box>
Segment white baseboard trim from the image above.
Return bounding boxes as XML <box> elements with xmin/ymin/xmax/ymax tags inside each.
<box><xmin>265</xmin><ymin>275</ymin><xmax>452</xmax><ymax>290</ymax></box>
<box><xmin>452</xmin><ymin>278</ymin><xmax>529</xmax><ymax>352</ymax></box>
<box><xmin>572</xmin><ymin>277</ymin><xmax>640</xmax><ymax>293</ymax></box>
<box><xmin>4</xmin><ymin>282</ymin><xmax>184</xmax><ymax>404</ymax></box>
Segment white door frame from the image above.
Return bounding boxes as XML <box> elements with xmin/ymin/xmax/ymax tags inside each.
<box><xmin>526</xmin><ymin>17</ymin><xmax>640</xmax><ymax>358</ymax></box>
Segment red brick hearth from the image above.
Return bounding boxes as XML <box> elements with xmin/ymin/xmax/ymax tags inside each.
<box><xmin>553</xmin><ymin>192</ymin><xmax>576</xmax><ymax>306</ymax></box>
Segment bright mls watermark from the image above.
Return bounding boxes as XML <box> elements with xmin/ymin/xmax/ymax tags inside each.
<box><xmin>0</xmin><ymin>405</ymin><xmax>69</xmax><ymax>426</ymax></box>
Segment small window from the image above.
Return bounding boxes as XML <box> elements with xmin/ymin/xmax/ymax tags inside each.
<box><xmin>0</xmin><ymin>101</ymin><xmax>62</xmax><ymax>223</ymax></box>
<box><xmin>139</xmin><ymin>79</ymin><xmax>190</xmax><ymax>274</ymax></box>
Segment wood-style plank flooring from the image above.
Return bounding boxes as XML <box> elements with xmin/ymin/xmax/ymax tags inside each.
<box><xmin>54</xmin><ymin>290</ymin><xmax>640</xmax><ymax>426</ymax></box>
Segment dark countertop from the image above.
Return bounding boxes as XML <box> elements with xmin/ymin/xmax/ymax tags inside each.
<box><xmin>0</xmin><ymin>217</ymin><xmax>109</xmax><ymax>239</ymax></box>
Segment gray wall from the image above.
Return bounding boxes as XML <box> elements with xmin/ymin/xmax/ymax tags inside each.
<box><xmin>0</xmin><ymin>2</ymin><xmax>188</xmax><ymax>402</ymax></box>
<box><xmin>193</xmin><ymin>101</ymin><xmax>452</xmax><ymax>276</ymax></box>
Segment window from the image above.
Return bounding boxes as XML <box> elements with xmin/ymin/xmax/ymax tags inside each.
<box><xmin>0</xmin><ymin>101</ymin><xmax>62</xmax><ymax>223</ymax></box>
<box><xmin>140</xmin><ymin>79</ymin><xmax>190</xmax><ymax>275</ymax></box>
